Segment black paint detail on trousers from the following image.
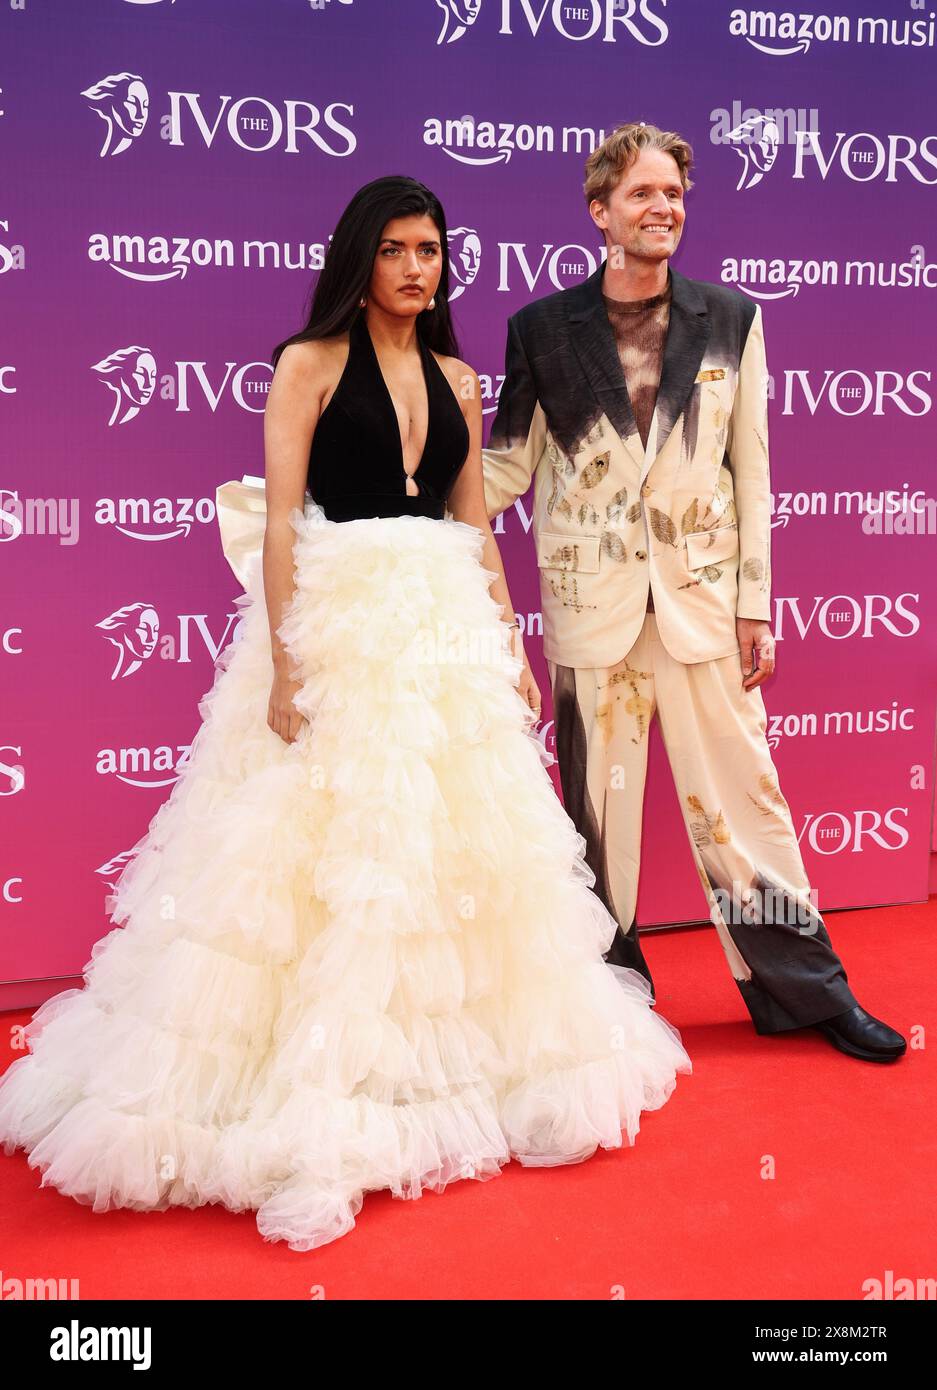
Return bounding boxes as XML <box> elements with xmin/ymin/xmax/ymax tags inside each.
<box><xmin>550</xmin><ymin>663</ymin><xmax>654</xmax><ymax>993</ymax></box>
<box><xmin>707</xmin><ymin>868</ymin><xmax>859</xmax><ymax>1034</ymax></box>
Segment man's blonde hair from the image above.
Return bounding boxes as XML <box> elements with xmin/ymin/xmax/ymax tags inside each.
<box><xmin>583</xmin><ymin>121</ymin><xmax>694</xmax><ymax>209</ymax></box>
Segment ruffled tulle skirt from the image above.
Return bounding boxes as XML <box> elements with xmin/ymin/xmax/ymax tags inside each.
<box><xmin>0</xmin><ymin>498</ymin><xmax>691</xmax><ymax>1251</ymax></box>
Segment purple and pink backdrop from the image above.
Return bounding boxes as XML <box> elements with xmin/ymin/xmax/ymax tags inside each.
<box><xmin>2</xmin><ymin>1</ymin><xmax>935</xmax><ymax>1008</ymax></box>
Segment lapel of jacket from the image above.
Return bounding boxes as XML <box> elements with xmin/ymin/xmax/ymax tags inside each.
<box><xmin>565</xmin><ymin>261</ymin><xmax>711</xmax><ymax>487</ymax></box>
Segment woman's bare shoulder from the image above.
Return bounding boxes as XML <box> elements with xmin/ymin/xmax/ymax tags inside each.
<box><xmin>275</xmin><ymin>334</ymin><xmax>350</xmax><ymax>411</ymax></box>
<box><xmin>277</xmin><ymin>334</ymin><xmax>348</xmax><ymax>375</ymax></box>
<box><xmin>432</xmin><ymin>351</ymin><xmax>478</xmax><ymax>414</ymax></box>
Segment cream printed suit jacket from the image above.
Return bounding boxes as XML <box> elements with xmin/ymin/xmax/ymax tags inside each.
<box><xmin>481</xmin><ymin>263</ymin><xmax>772</xmax><ymax>668</ymax></box>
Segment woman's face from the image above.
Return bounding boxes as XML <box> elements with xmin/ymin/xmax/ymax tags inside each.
<box><xmin>369</xmin><ymin>214</ymin><xmax>444</xmax><ymax>318</ymax></box>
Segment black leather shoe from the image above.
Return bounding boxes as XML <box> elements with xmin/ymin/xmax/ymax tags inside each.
<box><xmin>812</xmin><ymin>1005</ymin><xmax>906</xmax><ymax>1062</ymax></box>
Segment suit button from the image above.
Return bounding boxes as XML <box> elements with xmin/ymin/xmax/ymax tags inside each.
<box><xmin>641</xmin><ymin>484</ymin><xmax>652</xmax><ymax>497</ymax></box>
<box><xmin>635</xmin><ymin>550</ymin><xmax>647</xmax><ymax>561</ymax></box>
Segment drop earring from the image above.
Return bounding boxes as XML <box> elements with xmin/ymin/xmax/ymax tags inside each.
<box><xmin>427</xmin><ymin>297</ymin><xmax>435</xmax><ymax>310</ymax></box>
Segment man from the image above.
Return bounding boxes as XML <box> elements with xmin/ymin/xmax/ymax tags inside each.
<box><xmin>481</xmin><ymin>121</ymin><xmax>905</xmax><ymax>1062</ymax></box>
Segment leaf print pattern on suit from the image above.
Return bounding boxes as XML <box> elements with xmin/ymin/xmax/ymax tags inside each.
<box><xmin>545</xmin><ymin>439</ymin><xmax>576</xmax><ymax>517</ymax></box>
<box><xmin>544</xmin><ymin>570</ymin><xmax>597</xmax><ymax>614</ymax></box>
<box><xmin>677</xmin><ymin>565</ymin><xmax>724</xmax><ymax>589</ymax></box>
<box><xmin>601</xmin><ymin>664</ymin><xmax>653</xmax><ymax>746</ymax></box>
<box><xmin>742</xmin><ymin>546</ymin><xmax>771</xmax><ymax>595</ymax></box>
<box><xmin>711</xmin><ymin>402</ymin><xmax>728</xmax><ymax>437</ymax></box>
<box><xmin>543</xmin><ymin>540</ymin><xmax>586</xmax><ymax>570</ymax></box>
<box><xmin>595</xmin><ymin>697</ymin><xmax>614</xmax><ymax>743</ymax></box>
<box><xmin>578</xmin><ymin>452</ymin><xmax>610</xmax><ymax>490</ymax></box>
<box><xmin>546</xmin><ymin>466</ymin><xmax>562</xmax><ymax>517</ymax></box>
<box><xmin>687</xmin><ymin>794</ymin><xmax>731</xmax><ymax>847</ymax></box>
<box><xmin>606</xmin><ymin>486</ymin><xmax>628</xmax><ymax>525</ymax></box>
<box><xmin>648</xmin><ymin>507</ymin><xmax>677</xmax><ymax>547</ymax></box>
<box><xmin>680</xmin><ymin>499</ymin><xmax>699</xmax><ymax>535</ymax></box>
<box><xmin>746</xmin><ymin>773</ymin><xmax>792</xmax><ymax>823</ymax></box>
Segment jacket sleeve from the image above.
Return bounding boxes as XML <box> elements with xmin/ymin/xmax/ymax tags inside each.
<box><xmin>726</xmin><ymin>302</ymin><xmax>773</xmax><ymax>622</ymax></box>
<box><xmin>481</xmin><ymin>312</ymin><xmax>547</xmax><ymax>521</ymax></box>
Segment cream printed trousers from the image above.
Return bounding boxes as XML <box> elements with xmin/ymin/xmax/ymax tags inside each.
<box><xmin>547</xmin><ymin>613</ymin><xmax>858</xmax><ymax>1035</ymax></box>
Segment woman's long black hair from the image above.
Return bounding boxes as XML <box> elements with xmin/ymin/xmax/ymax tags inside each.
<box><xmin>271</xmin><ymin>176</ymin><xmax>461</xmax><ymax>369</ymax></box>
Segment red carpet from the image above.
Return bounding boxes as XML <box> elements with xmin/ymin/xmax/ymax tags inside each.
<box><xmin>2</xmin><ymin>898</ymin><xmax>933</xmax><ymax>1301</ymax></box>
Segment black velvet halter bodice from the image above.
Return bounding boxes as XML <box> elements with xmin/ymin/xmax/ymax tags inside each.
<box><xmin>307</xmin><ymin>312</ymin><xmax>470</xmax><ymax>522</ymax></box>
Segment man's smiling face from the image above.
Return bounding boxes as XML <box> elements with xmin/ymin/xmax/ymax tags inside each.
<box><xmin>590</xmin><ymin>147</ymin><xmax>686</xmax><ymax>266</ymax></box>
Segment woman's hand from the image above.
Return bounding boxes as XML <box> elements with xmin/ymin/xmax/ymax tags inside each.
<box><xmin>514</xmin><ymin>640</ymin><xmax>542</xmax><ymax>719</ymax></box>
<box><xmin>268</xmin><ymin>668</ymin><xmax>306</xmax><ymax>744</ymax></box>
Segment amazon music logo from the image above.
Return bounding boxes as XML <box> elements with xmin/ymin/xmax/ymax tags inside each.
<box><xmin>96</xmin><ymin>603</ymin><xmax>245</xmax><ymax>679</ymax></box>
<box><xmin>796</xmin><ymin>807</ymin><xmax>911</xmax><ymax>855</ymax></box>
<box><xmin>96</xmin><ymin>743</ymin><xmax>193</xmax><ymax>790</ymax></box>
<box><xmin>435</xmin><ymin>0</ymin><xmax>670</xmax><ymax>46</ymax></box>
<box><xmin>728</xmin><ymin>9</ymin><xmax>936</xmax><ymax>57</ymax></box>
<box><xmin>89</xmin><ymin>231</ymin><xmax>330</xmax><ymax>283</ymax></box>
<box><xmin>771</xmin><ymin>486</ymin><xmax>930</xmax><ymax>529</ymax></box>
<box><xmin>720</xmin><ymin>248</ymin><xmax>937</xmax><ymax>299</ymax></box>
<box><xmin>426</xmin><ymin>113</ymin><xmax>621</xmax><ymax>166</ymax></box>
<box><xmin>80</xmin><ymin>74</ymin><xmax>356</xmax><ymax>158</ymax></box>
<box><xmin>92</xmin><ymin>350</ymin><xmax>270</xmax><ymax>426</ymax></box>
<box><xmin>765</xmin><ymin>704</ymin><xmax>916</xmax><ymax>750</ymax></box>
<box><xmin>95</xmin><ymin>495</ymin><xmax>218</xmax><ymax>543</ymax></box>
<box><xmin>773</xmin><ymin>593</ymin><xmax>921</xmax><ymax>641</ymax></box>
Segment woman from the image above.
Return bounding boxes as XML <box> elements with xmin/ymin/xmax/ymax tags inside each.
<box><xmin>0</xmin><ymin>177</ymin><xmax>690</xmax><ymax>1252</ymax></box>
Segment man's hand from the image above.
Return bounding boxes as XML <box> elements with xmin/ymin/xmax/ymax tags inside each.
<box><xmin>737</xmin><ymin>618</ymin><xmax>776</xmax><ymax>691</ymax></box>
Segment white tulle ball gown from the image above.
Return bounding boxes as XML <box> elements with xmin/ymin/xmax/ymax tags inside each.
<box><xmin>0</xmin><ymin>313</ymin><xmax>691</xmax><ymax>1252</ymax></box>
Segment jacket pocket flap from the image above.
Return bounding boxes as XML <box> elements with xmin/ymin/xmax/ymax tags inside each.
<box><xmin>536</xmin><ymin>531</ymin><xmax>601</xmax><ymax>573</ymax></box>
<box><xmin>685</xmin><ymin>523</ymin><xmax>739</xmax><ymax>569</ymax></box>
